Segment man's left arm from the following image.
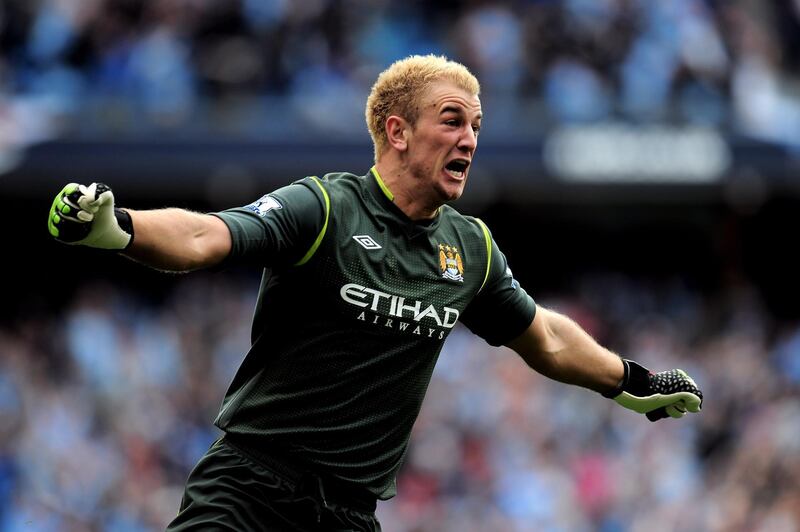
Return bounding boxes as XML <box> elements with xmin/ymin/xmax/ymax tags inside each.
<box><xmin>506</xmin><ymin>307</ymin><xmax>703</xmax><ymax>421</ymax></box>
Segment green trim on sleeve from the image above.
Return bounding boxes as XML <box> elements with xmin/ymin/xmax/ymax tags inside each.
<box><xmin>475</xmin><ymin>218</ymin><xmax>492</xmax><ymax>292</ymax></box>
<box><xmin>370</xmin><ymin>166</ymin><xmax>394</xmax><ymax>201</ymax></box>
<box><xmin>295</xmin><ymin>176</ymin><xmax>330</xmax><ymax>266</ymax></box>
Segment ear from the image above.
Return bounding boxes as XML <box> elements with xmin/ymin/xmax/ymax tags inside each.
<box><xmin>385</xmin><ymin>115</ymin><xmax>409</xmax><ymax>152</ymax></box>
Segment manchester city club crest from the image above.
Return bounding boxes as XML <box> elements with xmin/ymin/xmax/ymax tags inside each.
<box><xmin>439</xmin><ymin>244</ymin><xmax>464</xmax><ymax>282</ymax></box>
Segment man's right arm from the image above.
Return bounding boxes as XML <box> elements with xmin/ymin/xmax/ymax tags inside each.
<box><xmin>48</xmin><ymin>182</ymin><xmax>231</xmax><ymax>272</ymax></box>
<box><xmin>122</xmin><ymin>208</ymin><xmax>231</xmax><ymax>272</ymax></box>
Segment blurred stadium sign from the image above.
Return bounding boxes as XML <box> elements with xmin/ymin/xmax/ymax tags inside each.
<box><xmin>543</xmin><ymin>123</ymin><xmax>731</xmax><ymax>183</ymax></box>
<box><xmin>3</xmin><ymin>128</ymin><xmax>798</xmax><ymax>205</ymax></box>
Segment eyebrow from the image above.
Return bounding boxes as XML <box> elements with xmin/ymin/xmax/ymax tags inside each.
<box><xmin>440</xmin><ymin>105</ymin><xmax>482</xmax><ymax>120</ymax></box>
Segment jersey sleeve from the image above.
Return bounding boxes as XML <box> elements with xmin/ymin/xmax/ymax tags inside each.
<box><xmin>459</xmin><ymin>224</ymin><xmax>536</xmax><ymax>346</ymax></box>
<box><xmin>212</xmin><ymin>177</ymin><xmax>327</xmax><ymax>269</ymax></box>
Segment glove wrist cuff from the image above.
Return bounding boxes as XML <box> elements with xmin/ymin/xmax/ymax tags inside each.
<box><xmin>114</xmin><ymin>208</ymin><xmax>134</xmax><ymax>250</ymax></box>
<box><xmin>602</xmin><ymin>358</ymin><xmax>629</xmax><ymax>398</ymax></box>
<box><xmin>601</xmin><ymin>359</ymin><xmax>654</xmax><ymax>398</ymax></box>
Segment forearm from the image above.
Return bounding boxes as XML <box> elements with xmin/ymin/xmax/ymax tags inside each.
<box><xmin>508</xmin><ymin>306</ymin><xmax>703</xmax><ymax>421</ymax></box>
<box><xmin>508</xmin><ymin>307</ymin><xmax>624</xmax><ymax>393</ymax></box>
<box><xmin>123</xmin><ymin>209</ymin><xmax>231</xmax><ymax>272</ymax></box>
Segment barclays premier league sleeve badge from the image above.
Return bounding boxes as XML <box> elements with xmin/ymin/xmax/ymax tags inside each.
<box><xmin>245</xmin><ymin>194</ymin><xmax>283</xmax><ymax>217</ymax></box>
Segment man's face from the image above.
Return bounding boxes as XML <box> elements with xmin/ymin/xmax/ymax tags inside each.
<box><xmin>403</xmin><ymin>80</ymin><xmax>482</xmax><ymax>205</ymax></box>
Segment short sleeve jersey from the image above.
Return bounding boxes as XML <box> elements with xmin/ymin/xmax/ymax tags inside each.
<box><xmin>212</xmin><ymin>168</ymin><xmax>535</xmax><ymax>499</ymax></box>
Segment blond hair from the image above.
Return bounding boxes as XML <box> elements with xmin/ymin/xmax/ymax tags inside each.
<box><xmin>366</xmin><ymin>55</ymin><xmax>480</xmax><ymax>161</ymax></box>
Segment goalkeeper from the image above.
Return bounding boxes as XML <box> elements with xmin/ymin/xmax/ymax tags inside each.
<box><xmin>48</xmin><ymin>55</ymin><xmax>702</xmax><ymax>531</ymax></box>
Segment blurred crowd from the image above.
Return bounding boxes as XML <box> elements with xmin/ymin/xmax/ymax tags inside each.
<box><xmin>3</xmin><ymin>2</ymin><xmax>800</xmax><ymax>530</ymax></box>
<box><xmin>1</xmin><ymin>271</ymin><xmax>799</xmax><ymax>531</ymax></box>
<box><xmin>2</xmin><ymin>0</ymin><xmax>800</xmax><ymax>145</ymax></box>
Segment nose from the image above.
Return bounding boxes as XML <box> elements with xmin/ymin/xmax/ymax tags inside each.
<box><xmin>459</xmin><ymin>125</ymin><xmax>477</xmax><ymax>152</ymax></box>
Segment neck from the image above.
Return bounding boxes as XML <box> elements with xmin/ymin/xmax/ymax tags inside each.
<box><xmin>373</xmin><ymin>162</ymin><xmax>440</xmax><ymax>221</ymax></box>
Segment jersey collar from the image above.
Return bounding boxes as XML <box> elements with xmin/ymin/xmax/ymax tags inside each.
<box><xmin>370</xmin><ymin>166</ymin><xmax>395</xmax><ymax>202</ymax></box>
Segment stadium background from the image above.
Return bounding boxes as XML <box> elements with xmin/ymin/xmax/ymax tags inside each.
<box><xmin>2</xmin><ymin>0</ymin><xmax>800</xmax><ymax>530</ymax></box>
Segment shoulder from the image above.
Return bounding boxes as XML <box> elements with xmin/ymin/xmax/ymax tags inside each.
<box><xmin>309</xmin><ymin>171</ymin><xmax>373</xmax><ymax>216</ymax></box>
<box><xmin>295</xmin><ymin>171</ymin><xmax>364</xmax><ymax>199</ymax></box>
<box><xmin>440</xmin><ymin>205</ymin><xmax>489</xmax><ymax>239</ymax></box>
<box><xmin>314</xmin><ymin>171</ymin><xmax>363</xmax><ymax>189</ymax></box>
<box><xmin>289</xmin><ymin>171</ymin><xmax>359</xmax><ymax>205</ymax></box>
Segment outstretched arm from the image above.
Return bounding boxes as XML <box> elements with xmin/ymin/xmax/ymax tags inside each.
<box><xmin>506</xmin><ymin>306</ymin><xmax>624</xmax><ymax>392</ymax></box>
<box><xmin>507</xmin><ymin>306</ymin><xmax>703</xmax><ymax>421</ymax></box>
<box><xmin>49</xmin><ymin>182</ymin><xmax>231</xmax><ymax>272</ymax></box>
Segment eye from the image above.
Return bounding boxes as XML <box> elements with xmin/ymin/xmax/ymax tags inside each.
<box><xmin>472</xmin><ymin>124</ymin><xmax>481</xmax><ymax>134</ymax></box>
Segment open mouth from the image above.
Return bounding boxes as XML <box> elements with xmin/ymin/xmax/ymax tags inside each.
<box><xmin>444</xmin><ymin>159</ymin><xmax>469</xmax><ymax>179</ymax></box>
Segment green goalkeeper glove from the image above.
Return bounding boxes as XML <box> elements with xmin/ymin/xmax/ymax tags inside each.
<box><xmin>48</xmin><ymin>183</ymin><xmax>133</xmax><ymax>250</ymax></box>
<box><xmin>602</xmin><ymin>359</ymin><xmax>703</xmax><ymax>422</ymax></box>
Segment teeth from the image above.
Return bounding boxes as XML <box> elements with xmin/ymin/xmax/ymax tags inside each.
<box><xmin>445</xmin><ymin>169</ymin><xmax>464</xmax><ymax>178</ymax></box>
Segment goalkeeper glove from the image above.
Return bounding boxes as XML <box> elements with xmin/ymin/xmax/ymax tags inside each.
<box><xmin>603</xmin><ymin>359</ymin><xmax>703</xmax><ymax>422</ymax></box>
<box><xmin>48</xmin><ymin>183</ymin><xmax>133</xmax><ymax>250</ymax></box>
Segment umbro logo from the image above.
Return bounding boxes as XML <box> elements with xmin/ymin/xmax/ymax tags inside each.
<box><xmin>353</xmin><ymin>235</ymin><xmax>381</xmax><ymax>250</ymax></box>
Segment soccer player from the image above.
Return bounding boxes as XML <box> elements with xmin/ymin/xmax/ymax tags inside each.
<box><xmin>48</xmin><ymin>55</ymin><xmax>703</xmax><ymax>531</ymax></box>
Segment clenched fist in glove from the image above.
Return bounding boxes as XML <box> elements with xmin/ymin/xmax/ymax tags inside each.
<box><xmin>603</xmin><ymin>359</ymin><xmax>703</xmax><ymax>422</ymax></box>
<box><xmin>48</xmin><ymin>183</ymin><xmax>133</xmax><ymax>250</ymax></box>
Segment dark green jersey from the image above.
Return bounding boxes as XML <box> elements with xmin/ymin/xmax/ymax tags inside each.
<box><xmin>212</xmin><ymin>168</ymin><xmax>535</xmax><ymax>499</ymax></box>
